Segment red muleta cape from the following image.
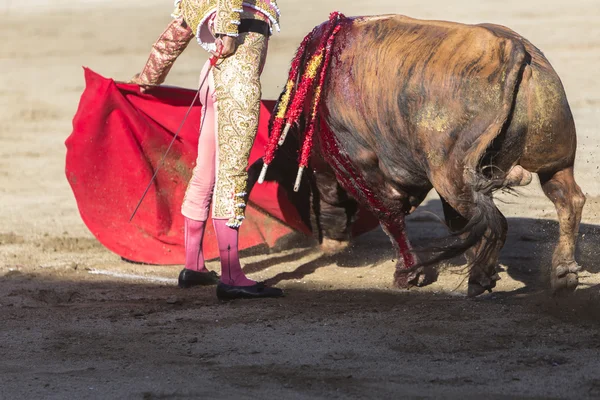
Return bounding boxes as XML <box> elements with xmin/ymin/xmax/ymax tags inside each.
<box><xmin>65</xmin><ymin>68</ymin><xmax>378</xmax><ymax>264</ymax></box>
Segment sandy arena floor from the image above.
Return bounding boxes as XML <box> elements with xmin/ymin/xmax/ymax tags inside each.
<box><xmin>1</xmin><ymin>0</ymin><xmax>600</xmax><ymax>398</ymax></box>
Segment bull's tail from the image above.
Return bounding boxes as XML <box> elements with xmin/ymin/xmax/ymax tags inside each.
<box><xmin>415</xmin><ymin>176</ymin><xmax>507</xmax><ymax>270</ymax></box>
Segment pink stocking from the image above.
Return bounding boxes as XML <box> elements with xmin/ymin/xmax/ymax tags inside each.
<box><xmin>184</xmin><ymin>217</ymin><xmax>209</xmax><ymax>272</ymax></box>
<box><xmin>213</xmin><ymin>219</ymin><xmax>255</xmax><ymax>286</ymax></box>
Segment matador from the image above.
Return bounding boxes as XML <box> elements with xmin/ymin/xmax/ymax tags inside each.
<box><xmin>131</xmin><ymin>0</ymin><xmax>283</xmax><ymax>300</ymax></box>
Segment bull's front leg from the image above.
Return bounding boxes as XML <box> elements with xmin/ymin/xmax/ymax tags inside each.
<box><xmin>381</xmin><ymin>215</ymin><xmax>436</xmax><ymax>288</ymax></box>
<box><xmin>318</xmin><ymin>199</ymin><xmax>356</xmax><ymax>254</ymax></box>
<box><xmin>312</xmin><ymin>170</ymin><xmax>357</xmax><ymax>255</ymax></box>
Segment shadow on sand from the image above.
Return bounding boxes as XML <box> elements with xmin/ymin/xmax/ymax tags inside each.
<box><xmin>242</xmin><ymin>198</ymin><xmax>600</xmax><ymax>297</ymax></box>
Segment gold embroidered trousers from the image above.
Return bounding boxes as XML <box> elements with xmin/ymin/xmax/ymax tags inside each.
<box><xmin>214</xmin><ymin>32</ymin><xmax>268</xmax><ymax>226</ymax></box>
<box><xmin>181</xmin><ymin>30</ymin><xmax>268</xmax><ymax>227</ymax></box>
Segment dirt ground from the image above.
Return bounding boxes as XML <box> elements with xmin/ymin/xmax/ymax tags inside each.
<box><xmin>1</xmin><ymin>0</ymin><xmax>600</xmax><ymax>398</ymax></box>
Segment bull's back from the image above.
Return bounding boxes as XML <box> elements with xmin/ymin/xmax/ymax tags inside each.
<box><xmin>324</xmin><ymin>15</ymin><xmax>526</xmax><ymax>177</ymax></box>
<box><xmin>322</xmin><ymin>15</ymin><xmax>575</xmax><ymax>181</ymax></box>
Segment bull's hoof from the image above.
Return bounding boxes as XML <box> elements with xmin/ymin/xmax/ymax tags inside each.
<box><xmin>555</xmin><ymin>261</ymin><xmax>582</xmax><ymax>277</ymax></box>
<box><xmin>466</xmin><ymin>265</ymin><xmax>500</xmax><ymax>297</ymax></box>
<box><xmin>394</xmin><ymin>273</ymin><xmax>411</xmax><ymax>289</ymax></box>
<box><xmin>393</xmin><ymin>266</ymin><xmax>436</xmax><ymax>289</ymax></box>
<box><xmin>551</xmin><ymin>262</ymin><xmax>580</xmax><ymax>294</ymax></box>
<box><xmin>320</xmin><ymin>237</ymin><xmax>349</xmax><ymax>256</ymax></box>
<box><xmin>467</xmin><ymin>282</ymin><xmax>487</xmax><ymax>297</ymax></box>
<box><xmin>408</xmin><ymin>266</ymin><xmax>437</xmax><ymax>287</ymax></box>
<box><xmin>467</xmin><ymin>277</ymin><xmax>497</xmax><ymax>298</ymax></box>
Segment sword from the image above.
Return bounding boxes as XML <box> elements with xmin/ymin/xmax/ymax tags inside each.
<box><xmin>129</xmin><ymin>54</ymin><xmax>220</xmax><ymax>222</ymax></box>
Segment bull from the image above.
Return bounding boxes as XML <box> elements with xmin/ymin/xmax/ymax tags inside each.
<box><xmin>249</xmin><ymin>14</ymin><xmax>586</xmax><ymax>297</ymax></box>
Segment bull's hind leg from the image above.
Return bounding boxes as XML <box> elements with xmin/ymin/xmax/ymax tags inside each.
<box><xmin>539</xmin><ymin>167</ymin><xmax>586</xmax><ymax>293</ymax></box>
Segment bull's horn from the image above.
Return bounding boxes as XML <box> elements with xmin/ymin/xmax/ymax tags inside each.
<box><xmin>277</xmin><ymin>123</ymin><xmax>292</xmax><ymax>146</ymax></box>
<box><xmin>293</xmin><ymin>166</ymin><xmax>305</xmax><ymax>192</ymax></box>
<box><xmin>257</xmin><ymin>162</ymin><xmax>269</xmax><ymax>184</ymax></box>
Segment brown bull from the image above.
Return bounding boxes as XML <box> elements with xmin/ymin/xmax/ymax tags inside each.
<box><xmin>249</xmin><ymin>14</ymin><xmax>585</xmax><ymax>296</ymax></box>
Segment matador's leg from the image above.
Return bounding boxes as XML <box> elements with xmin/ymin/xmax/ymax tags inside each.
<box><xmin>178</xmin><ymin>60</ymin><xmax>221</xmax><ymax>285</ymax></box>
<box><xmin>211</xmin><ymin>31</ymin><xmax>268</xmax><ymax>227</ymax></box>
<box><xmin>181</xmin><ymin>60</ymin><xmax>217</xmax><ymax>222</ymax></box>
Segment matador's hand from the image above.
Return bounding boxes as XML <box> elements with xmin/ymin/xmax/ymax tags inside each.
<box><xmin>212</xmin><ymin>36</ymin><xmax>236</xmax><ymax>58</ymax></box>
<box><xmin>128</xmin><ymin>73</ymin><xmax>155</xmax><ymax>94</ymax></box>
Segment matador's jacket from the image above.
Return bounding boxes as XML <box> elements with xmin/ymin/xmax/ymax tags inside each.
<box><xmin>132</xmin><ymin>0</ymin><xmax>280</xmax><ymax>228</ymax></box>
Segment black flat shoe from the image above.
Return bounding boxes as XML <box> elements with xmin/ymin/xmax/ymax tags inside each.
<box><xmin>216</xmin><ymin>281</ymin><xmax>284</xmax><ymax>300</ymax></box>
<box><xmin>178</xmin><ymin>269</ymin><xmax>220</xmax><ymax>288</ymax></box>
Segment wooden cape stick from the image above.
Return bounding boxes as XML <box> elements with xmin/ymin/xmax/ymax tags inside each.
<box><xmin>129</xmin><ymin>54</ymin><xmax>220</xmax><ymax>222</ymax></box>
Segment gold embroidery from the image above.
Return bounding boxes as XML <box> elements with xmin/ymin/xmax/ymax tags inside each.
<box><xmin>212</xmin><ymin>32</ymin><xmax>268</xmax><ymax>226</ymax></box>
<box><xmin>244</xmin><ymin>0</ymin><xmax>280</xmax><ymax>32</ymax></box>
<box><xmin>177</xmin><ymin>0</ymin><xmax>213</xmax><ymax>38</ymax></box>
<box><xmin>134</xmin><ymin>16</ymin><xmax>194</xmax><ymax>86</ymax></box>
<box><xmin>215</xmin><ymin>0</ymin><xmax>244</xmax><ymax>36</ymax></box>
<box><xmin>175</xmin><ymin>0</ymin><xmax>280</xmax><ymax>39</ymax></box>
